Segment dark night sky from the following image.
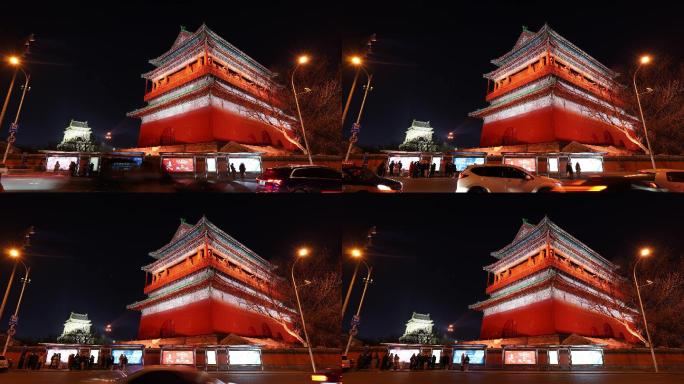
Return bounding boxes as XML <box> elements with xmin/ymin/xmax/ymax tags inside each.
<box><xmin>0</xmin><ymin>1</ymin><xmax>340</xmax><ymax>149</ymax></box>
<box><xmin>342</xmin><ymin>195</ymin><xmax>684</xmax><ymax>341</ymax></box>
<box><xmin>343</xmin><ymin>1</ymin><xmax>684</xmax><ymax>148</ymax></box>
<box><xmin>0</xmin><ymin>195</ymin><xmax>341</xmax><ymax>341</ymax></box>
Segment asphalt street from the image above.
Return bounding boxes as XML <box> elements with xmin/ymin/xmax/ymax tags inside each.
<box><xmin>344</xmin><ymin>371</ymin><xmax>684</xmax><ymax>384</ymax></box>
<box><xmin>0</xmin><ymin>370</ymin><xmax>312</xmax><ymax>384</ymax></box>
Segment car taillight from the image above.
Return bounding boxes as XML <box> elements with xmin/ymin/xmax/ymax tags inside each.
<box><xmin>458</xmin><ymin>172</ymin><xmax>468</xmax><ymax>179</ymax></box>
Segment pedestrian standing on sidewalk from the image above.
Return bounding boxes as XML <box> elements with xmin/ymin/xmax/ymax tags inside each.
<box><xmin>239</xmin><ymin>162</ymin><xmax>246</xmax><ymax>180</ymax></box>
<box><xmin>230</xmin><ymin>163</ymin><xmax>237</xmax><ymax>180</ymax></box>
<box><xmin>566</xmin><ymin>162</ymin><xmax>574</xmax><ymax>180</ymax></box>
<box><xmin>575</xmin><ymin>162</ymin><xmax>582</xmax><ymax>178</ymax></box>
<box><xmin>393</xmin><ymin>353</ymin><xmax>399</xmax><ymax>370</ymax></box>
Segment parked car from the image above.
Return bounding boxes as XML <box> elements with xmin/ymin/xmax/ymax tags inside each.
<box><xmin>554</xmin><ymin>174</ymin><xmax>667</xmax><ymax>193</ymax></box>
<box><xmin>117</xmin><ymin>366</ymin><xmax>226</xmax><ymax>384</ymax></box>
<box><xmin>456</xmin><ymin>164</ymin><xmax>561</xmax><ymax>193</ymax></box>
<box><xmin>340</xmin><ymin>355</ymin><xmax>352</xmax><ymax>371</ymax></box>
<box><xmin>342</xmin><ymin>166</ymin><xmax>403</xmax><ymax>193</ymax></box>
<box><xmin>638</xmin><ymin>169</ymin><xmax>684</xmax><ymax>192</ymax></box>
<box><xmin>311</xmin><ymin>368</ymin><xmax>342</xmax><ymax>384</ymax></box>
<box><xmin>256</xmin><ymin>166</ymin><xmax>342</xmax><ymax>193</ymax></box>
<box><xmin>0</xmin><ymin>355</ymin><xmax>8</xmax><ymax>372</ymax></box>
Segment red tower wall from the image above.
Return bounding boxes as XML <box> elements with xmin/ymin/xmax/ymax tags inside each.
<box><xmin>480</xmin><ymin>296</ymin><xmax>640</xmax><ymax>343</ymax></box>
<box><xmin>137</xmin><ymin>105</ymin><xmax>298</xmax><ymax>150</ymax></box>
<box><xmin>479</xmin><ymin>103</ymin><xmax>641</xmax><ymax>151</ymax></box>
<box><xmin>137</xmin><ymin>296</ymin><xmax>299</xmax><ymax>343</ymax></box>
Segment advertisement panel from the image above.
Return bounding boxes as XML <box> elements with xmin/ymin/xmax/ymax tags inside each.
<box><xmin>228</xmin><ymin>157</ymin><xmax>261</xmax><ymax>173</ymax></box>
<box><xmin>111</xmin><ymin>349</ymin><xmax>143</xmax><ymax>364</ymax></box>
<box><xmin>388</xmin><ymin>348</ymin><xmax>420</xmax><ymax>363</ymax></box>
<box><xmin>45</xmin><ymin>349</ymin><xmax>78</xmax><ymax>363</ymax></box>
<box><xmin>504</xmin><ymin>350</ymin><xmax>537</xmax><ymax>365</ymax></box>
<box><xmin>162</xmin><ymin>350</ymin><xmax>195</xmax><ymax>365</ymax></box>
<box><xmin>47</xmin><ymin>156</ymin><xmax>78</xmax><ymax>172</ymax></box>
<box><xmin>504</xmin><ymin>157</ymin><xmax>536</xmax><ymax>173</ymax></box>
<box><xmin>228</xmin><ymin>350</ymin><xmax>261</xmax><ymax>365</ymax></box>
<box><xmin>206</xmin><ymin>350</ymin><xmax>217</xmax><ymax>365</ymax></box>
<box><xmin>162</xmin><ymin>158</ymin><xmax>195</xmax><ymax>173</ymax></box>
<box><xmin>548</xmin><ymin>350</ymin><xmax>559</xmax><ymax>365</ymax></box>
<box><xmin>570</xmin><ymin>157</ymin><xmax>603</xmax><ymax>173</ymax></box>
<box><xmin>453</xmin><ymin>157</ymin><xmax>485</xmax><ymax>171</ymax></box>
<box><xmin>570</xmin><ymin>350</ymin><xmax>603</xmax><ymax>365</ymax></box>
<box><xmin>206</xmin><ymin>158</ymin><xmax>217</xmax><ymax>173</ymax></box>
<box><xmin>452</xmin><ymin>349</ymin><xmax>485</xmax><ymax>365</ymax></box>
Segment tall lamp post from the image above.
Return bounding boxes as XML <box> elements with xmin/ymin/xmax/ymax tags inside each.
<box><xmin>344</xmin><ymin>57</ymin><xmax>373</xmax><ymax>163</ymax></box>
<box><xmin>344</xmin><ymin>254</ymin><xmax>372</xmax><ymax>357</ymax></box>
<box><xmin>633</xmin><ymin>55</ymin><xmax>656</xmax><ymax>170</ymax></box>
<box><xmin>292</xmin><ymin>247</ymin><xmax>316</xmax><ymax>372</ymax></box>
<box><xmin>2</xmin><ymin>64</ymin><xmax>31</xmax><ymax>165</ymax></box>
<box><xmin>291</xmin><ymin>55</ymin><xmax>313</xmax><ymax>165</ymax></box>
<box><xmin>2</xmin><ymin>257</ymin><xmax>30</xmax><ymax>356</ymax></box>
<box><xmin>0</xmin><ymin>226</ymin><xmax>34</xmax><ymax>321</ymax></box>
<box><xmin>633</xmin><ymin>247</ymin><xmax>658</xmax><ymax>373</ymax></box>
<box><xmin>341</xmin><ymin>226</ymin><xmax>376</xmax><ymax>318</ymax></box>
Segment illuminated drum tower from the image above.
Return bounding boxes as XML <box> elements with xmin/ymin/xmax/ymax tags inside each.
<box><xmin>128</xmin><ymin>24</ymin><xmax>299</xmax><ymax>150</ymax></box>
<box><xmin>470</xmin><ymin>217</ymin><xmax>641</xmax><ymax>343</ymax></box>
<box><xmin>128</xmin><ymin>216</ymin><xmax>298</xmax><ymax>343</ymax></box>
<box><xmin>470</xmin><ymin>25</ymin><xmax>641</xmax><ymax>151</ymax></box>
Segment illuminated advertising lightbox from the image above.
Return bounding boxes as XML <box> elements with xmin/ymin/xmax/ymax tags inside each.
<box><xmin>548</xmin><ymin>350</ymin><xmax>559</xmax><ymax>365</ymax></box>
<box><xmin>228</xmin><ymin>350</ymin><xmax>261</xmax><ymax>365</ymax></box>
<box><xmin>504</xmin><ymin>157</ymin><xmax>536</xmax><ymax>173</ymax></box>
<box><xmin>570</xmin><ymin>350</ymin><xmax>603</xmax><ymax>365</ymax></box>
<box><xmin>47</xmin><ymin>156</ymin><xmax>78</xmax><ymax>172</ymax></box>
<box><xmin>89</xmin><ymin>157</ymin><xmax>100</xmax><ymax>172</ymax></box>
<box><xmin>206</xmin><ymin>350</ymin><xmax>217</xmax><ymax>365</ymax></box>
<box><xmin>454</xmin><ymin>157</ymin><xmax>485</xmax><ymax>171</ymax></box>
<box><xmin>570</xmin><ymin>157</ymin><xmax>603</xmax><ymax>173</ymax></box>
<box><xmin>388</xmin><ymin>349</ymin><xmax>420</xmax><ymax>363</ymax></box>
<box><xmin>431</xmin><ymin>349</ymin><xmax>442</xmax><ymax>362</ymax></box>
<box><xmin>388</xmin><ymin>156</ymin><xmax>420</xmax><ymax>174</ymax></box>
<box><xmin>548</xmin><ymin>158</ymin><xmax>559</xmax><ymax>173</ymax></box>
<box><xmin>45</xmin><ymin>349</ymin><xmax>78</xmax><ymax>363</ymax></box>
<box><xmin>206</xmin><ymin>158</ymin><xmax>217</xmax><ymax>173</ymax></box>
<box><xmin>111</xmin><ymin>350</ymin><xmax>143</xmax><ymax>365</ymax></box>
<box><xmin>431</xmin><ymin>157</ymin><xmax>442</xmax><ymax>171</ymax></box>
<box><xmin>89</xmin><ymin>349</ymin><xmax>100</xmax><ymax>363</ymax></box>
<box><xmin>228</xmin><ymin>157</ymin><xmax>261</xmax><ymax>173</ymax></box>
<box><xmin>452</xmin><ymin>350</ymin><xmax>485</xmax><ymax>365</ymax></box>
<box><xmin>162</xmin><ymin>350</ymin><xmax>195</xmax><ymax>365</ymax></box>
<box><xmin>504</xmin><ymin>350</ymin><xmax>537</xmax><ymax>365</ymax></box>
<box><xmin>163</xmin><ymin>158</ymin><xmax>195</xmax><ymax>173</ymax></box>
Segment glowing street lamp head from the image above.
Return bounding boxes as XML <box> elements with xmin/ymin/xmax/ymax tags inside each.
<box><xmin>640</xmin><ymin>55</ymin><xmax>652</xmax><ymax>65</ymax></box>
<box><xmin>297</xmin><ymin>247</ymin><xmax>310</xmax><ymax>257</ymax></box>
<box><xmin>7</xmin><ymin>248</ymin><xmax>21</xmax><ymax>258</ymax></box>
<box><xmin>7</xmin><ymin>56</ymin><xmax>20</xmax><ymax>66</ymax></box>
<box><xmin>639</xmin><ymin>247</ymin><xmax>652</xmax><ymax>258</ymax></box>
<box><xmin>350</xmin><ymin>56</ymin><xmax>362</xmax><ymax>66</ymax></box>
<box><xmin>297</xmin><ymin>55</ymin><xmax>309</xmax><ymax>65</ymax></box>
<box><xmin>350</xmin><ymin>248</ymin><xmax>363</xmax><ymax>258</ymax></box>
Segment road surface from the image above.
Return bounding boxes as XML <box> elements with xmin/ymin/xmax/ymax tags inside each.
<box><xmin>344</xmin><ymin>370</ymin><xmax>683</xmax><ymax>384</ymax></box>
<box><xmin>0</xmin><ymin>370</ymin><xmax>312</xmax><ymax>383</ymax></box>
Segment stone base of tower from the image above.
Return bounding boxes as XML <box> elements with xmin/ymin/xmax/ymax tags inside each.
<box><xmin>479</xmin><ymin>297</ymin><xmax>641</xmax><ymax>344</ymax></box>
<box><xmin>137</xmin><ymin>105</ymin><xmax>298</xmax><ymax>151</ymax></box>
<box><xmin>137</xmin><ymin>297</ymin><xmax>299</xmax><ymax>344</ymax></box>
<box><xmin>479</xmin><ymin>104</ymin><xmax>641</xmax><ymax>152</ymax></box>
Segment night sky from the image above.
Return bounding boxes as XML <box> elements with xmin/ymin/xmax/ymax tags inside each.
<box><xmin>342</xmin><ymin>1</ymin><xmax>684</xmax><ymax>148</ymax></box>
<box><xmin>342</xmin><ymin>195</ymin><xmax>684</xmax><ymax>342</ymax></box>
<box><xmin>0</xmin><ymin>1</ymin><xmax>340</xmax><ymax>150</ymax></box>
<box><xmin>0</xmin><ymin>195</ymin><xmax>341</xmax><ymax>341</ymax></box>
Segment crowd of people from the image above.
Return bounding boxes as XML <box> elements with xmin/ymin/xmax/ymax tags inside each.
<box><xmin>16</xmin><ymin>351</ymin><xmax>44</xmax><ymax>370</ymax></box>
<box><xmin>353</xmin><ymin>350</ymin><xmax>454</xmax><ymax>371</ymax></box>
<box><xmin>383</xmin><ymin>160</ymin><xmax>459</xmax><ymax>178</ymax></box>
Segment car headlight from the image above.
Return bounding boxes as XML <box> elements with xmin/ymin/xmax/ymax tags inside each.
<box><xmin>377</xmin><ymin>184</ymin><xmax>392</xmax><ymax>191</ymax></box>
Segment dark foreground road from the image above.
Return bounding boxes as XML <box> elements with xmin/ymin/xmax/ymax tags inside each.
<box><xmin>344</xmin><ymin>371</ymin><xmax>684</xmax><ymax>384</ymax></box>
<box><xmin>0</xmin><ymin>370</ymin><xmax>310</xmax><ymax>384</ymax></box>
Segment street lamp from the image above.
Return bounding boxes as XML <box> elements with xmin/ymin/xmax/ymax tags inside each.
<box><xmin>0</xmin><ymin>227</ymin><xmax>34</xmax><ymax>329</ymax></box>
<box><xmin>343</xmin><ymin>58</ymin><xmax>373</xmax><ymax>163</ymax></box>
<box><xmin>633</xmin><ymin>55</ymin><xmax>656</xmax><ymax>170</ymax></box>
<box><xmin>2</xmin><ymin>258</ymin><xmax>29</xmax><ymax>356</ymax></box>
<box><xmin>291</xmin><ymin>247</ymin><xmax>316</xmax><ymax>372</ymax></box>
<box><xmin>633</xmin><ymin>247</ymin><xmax>658</xmax><ymax>373</ymax></box>
<box><xmin>341</xmin><ymin>226</ymin><xmax>376</xmax><ymax>318</ymax></box>
<box><xmin>291</xmin><ymin>55</ymin><xmax>313</xmax><ymax>165</ymax></box>
<box><xmin>344</xmin><ymin>257</ymin><xmax>372</xmax><ymax>357</ymax></box>
<box><xmin>1</xmin><ymin>61</ymin><xmax>31</xmax><ymax>166</ymax></box>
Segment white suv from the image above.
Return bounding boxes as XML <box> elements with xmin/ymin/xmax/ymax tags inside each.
<box><xmin>456</xmin><ymin>164</ymin><xmax>561</xmax><ymax>193</ymax></box>
<box><xmin>638</xmin><ymin>169</ymin><xmax>684</xmax><ymax>192</ymax></box>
